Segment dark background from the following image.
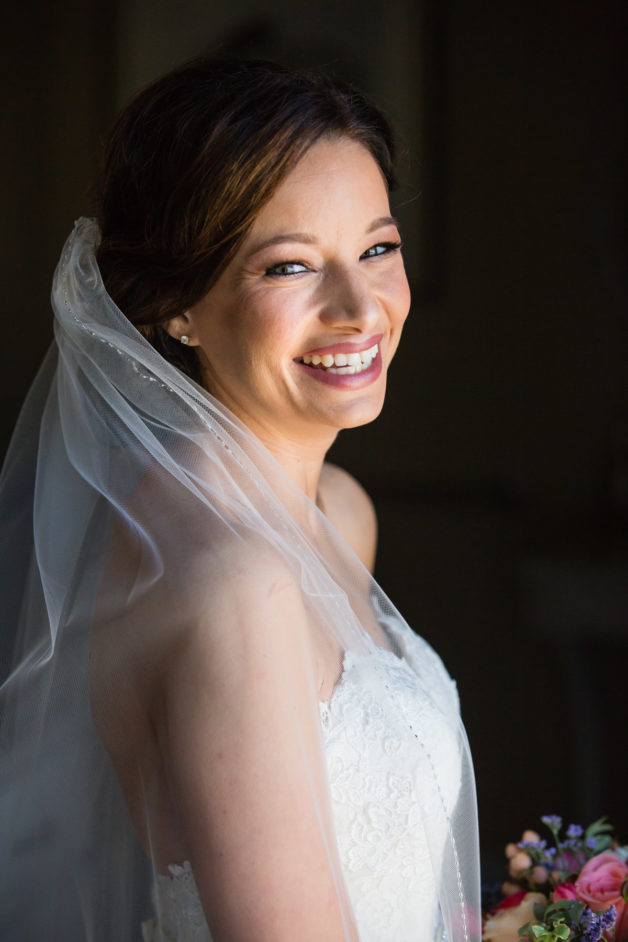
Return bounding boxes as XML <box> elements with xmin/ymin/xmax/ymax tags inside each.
<box><xmin>2</xmin><ymin>0</ymin><xmax>627</xmax><ymax>883</ymax></box>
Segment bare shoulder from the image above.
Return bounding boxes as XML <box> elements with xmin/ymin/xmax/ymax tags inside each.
<box><xmin>318</xmin><ymin>462</ymin><xmax>377</xmax><ymax>572</ymax></box>
<box><xmin>89</xmin><ymin>520</ymin><xmax>302</xmax><ymax>726</ymax></box>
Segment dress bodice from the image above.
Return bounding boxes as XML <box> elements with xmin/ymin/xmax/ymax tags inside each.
<box><xmin>142</xmin><ymin>618</ymin><xmax>460</xmax><ymax>942</ymax></box>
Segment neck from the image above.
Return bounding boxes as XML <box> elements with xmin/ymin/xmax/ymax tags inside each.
<box><xmin>252</xmin><ymin>429</ymin><xmax>336</xmax><ymax>503</ymax></box>
<box><xmin>201</xmin><ymin>377</ymin><xmax>338</xmax><ymax>501</ymax></box>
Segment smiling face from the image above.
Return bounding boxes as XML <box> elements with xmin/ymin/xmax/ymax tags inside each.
<box><xmin>168</xmin><ymin>136</ymin><xmax>411</xmax><ymax>452</ymax></box>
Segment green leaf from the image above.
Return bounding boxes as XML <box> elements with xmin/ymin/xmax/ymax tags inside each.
<box><xmin>545</xmin><ymin>898</ymin><xmax>585</xmax><ymax>922</ymax></box>
<box><xmin>585</xmin><ymin>817</ymin><xmax>614</xmax><ymax>839</ymax></box>
<box><xmin>547</xmin><ymin>900</ymin><xmax>572</xmax><ymax>911</ymax></box>
<box><xmin>592</xmin><ymin>835</ymin><xmax>614</xmax><ymax>854</ymax></box>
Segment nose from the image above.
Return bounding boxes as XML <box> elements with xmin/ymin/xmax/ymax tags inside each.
<box><xmin>318</xmin><ymin>265</ymin><xmax>382</xmax><ymax>332</ymax></box>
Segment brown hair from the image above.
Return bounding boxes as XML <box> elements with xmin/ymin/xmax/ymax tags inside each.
<box><xmin>97</xmin><ymin>58</ymin><xmax>396</xmax><ymax>383</ymax></box>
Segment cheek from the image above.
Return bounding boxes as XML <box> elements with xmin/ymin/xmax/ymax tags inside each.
<box><xmin>238</xmin><ymin>292</ymin><xmax>305</xmax><ymax>354</ymax></box>
<box><xmin>384</xmin><ymin>271</ymin><xmax>411</xmax><ymax>362</ymax></box>
<box><xmin>386</xmin><ymin>270</ymin><xmax>411</xmax><ymax>327</ymax></box>
<box><xmin>204</xmin><ymin>294</ymin><xmax>289</xmax><ymax>364</ymax></box>
<box><xmin>373</xmin><ymin>262</ymin><xmax>411</xmax><ymax>322</ymax></box>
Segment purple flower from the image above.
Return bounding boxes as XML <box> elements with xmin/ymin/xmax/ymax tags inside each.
<box><xmin>566</xmin><ymin>823</ymin><xmax>584</xmax><ymax>839</ymax></box>
<box><xmin>579</xmin><ymin>904</ymin><xmax>617</xmax><ymax>942</ymax></box>
<box><xmin>600</xmin><ymin>905</ymin><xmax>617</xmax><ymax>929</ymax></box>
<box><xmin>585</xmin><ymin>837</ymin><xmax>597</xmax><ymax>850</ymax></box>
<box><xmin>541</xmin><ymin>814</ymin><xmax>563</xmax><ymax>831</ymax></box>
<box><xmin>517</xmin><ymin>839</ymin><xmax>547</xmax><ymax>852</ymax></box>
<box><xmin>563</xmin><ymin>839</ymin><xmax>582</xmax><ymax>853</ymax></box>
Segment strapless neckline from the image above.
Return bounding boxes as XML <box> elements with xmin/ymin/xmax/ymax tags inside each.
<box><xmin>143</xmin><ymin>619</ymin><xmax>460</xmax><ymax>942</ymax></box>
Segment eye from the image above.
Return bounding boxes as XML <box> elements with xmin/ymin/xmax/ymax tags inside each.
<box><xmin>360</xmin><ymin>240</ymin><xmax>402</xmax><ymax>260</ymax></box>
<box><xmin>265</xmin><ymin>260</ymin><xmax>310</xmax><ymax>277</ymax></box>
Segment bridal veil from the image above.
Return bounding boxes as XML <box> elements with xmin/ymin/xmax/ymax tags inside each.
<box><xmin>0</xmin><ymin>57</ymin><xmax>480</xmax><ymax>941</ymax></box>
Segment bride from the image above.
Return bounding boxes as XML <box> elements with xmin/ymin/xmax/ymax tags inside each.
<box><xmin>0</xmin><ymin>59</ymin><xmax>480</xmax><ymax>940</ymax></box>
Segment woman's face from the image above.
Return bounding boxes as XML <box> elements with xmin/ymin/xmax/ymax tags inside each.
<box><xmin>174</xmin><ymin>136</ymin><xmax>410</xmax><ymax>449</ymax></box>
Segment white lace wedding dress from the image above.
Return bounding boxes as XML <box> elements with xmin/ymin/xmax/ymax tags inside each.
<box><xmin>142</xmin><ymin>617</ymin><xmax>460</xmax><ymax>942</ymax></box>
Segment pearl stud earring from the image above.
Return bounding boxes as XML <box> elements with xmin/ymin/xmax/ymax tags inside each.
<box><xmin>180</xmin><ymin>335</ymin><xmax>190</xmax><ymax>345</ymax></box>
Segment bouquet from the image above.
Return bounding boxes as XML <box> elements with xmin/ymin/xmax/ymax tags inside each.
<box><xmin>483</xmin><ymin>816</ymin><xmax>628</xmax><ymax>941</ymax></box>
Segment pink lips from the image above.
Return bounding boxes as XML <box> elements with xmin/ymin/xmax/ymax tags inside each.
<box><xmin>295</xmin><ymin>354</ymin><xmax>383</xmax><ymax>388</ymax></box>
<box><xmin>297</xmin><ymin>333</ymin><xmax>383</xmax><ymax>359</ymax></box>
<box><xmin>293</xmin><ymin>333</ymin><xmax>384</xmax><ymax>389</ymax></box>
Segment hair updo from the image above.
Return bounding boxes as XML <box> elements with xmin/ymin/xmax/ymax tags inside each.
<box><xmin>97</xmin><ymin>58</ymin><xmax>396</xmax><ymax>384</ymax></box>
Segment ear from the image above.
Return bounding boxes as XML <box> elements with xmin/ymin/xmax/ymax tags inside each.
<box><xmin>163</xmin><ymin>312</ymin><xmax>199</xmax><ymax>347</ymax></box>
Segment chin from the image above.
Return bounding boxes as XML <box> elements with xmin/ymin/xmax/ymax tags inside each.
<box><xmin>339</xmin><ymin>411</ymin><xmax>383</xmax><ymax>431</ymax></box>
<box><xmin>329</xmin><ymin>393</ymin><xmax>387</xmax><ymax>431</ymax></box>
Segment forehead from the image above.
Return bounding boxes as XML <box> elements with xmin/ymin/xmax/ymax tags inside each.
<box><xmin>248</xmin><ymin>137</ymin><xmax>391</xmax><ymax>234</ymax></box>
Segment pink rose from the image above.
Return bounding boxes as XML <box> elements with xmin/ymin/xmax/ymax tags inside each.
<box><xmin>553</xmin><ymin>882</ymin><xmax>578</xmax><ymax>901</ymax></box>
<box><xmin>482</xmin><ymin>892</ymin><xmax>547</xmax><ymax>942</ymax></box>
<box><xmin>575</xmin><ymin>852</ymin><xmax>628</xmax><ymax>940</ymax></box>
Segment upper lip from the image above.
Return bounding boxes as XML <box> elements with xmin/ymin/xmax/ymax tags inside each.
<box><xmin>295</xmin><ymin>333</ymin><xmax>383</xmax><ymax>359</ymax></box>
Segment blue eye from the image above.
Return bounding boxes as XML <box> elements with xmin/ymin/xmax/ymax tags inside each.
<box><xmin>360</xmin><ymin>240</ymin><xmax>402</xmax><ymax>259</ymax></box>
<box><xmin>265</xmin><ymin>261</ymin><xmax>309</xmax><ymax>277</ymax></box>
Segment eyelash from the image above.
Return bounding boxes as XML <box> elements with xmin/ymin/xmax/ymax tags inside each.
<box><xmin>264</xmin><ymin>240</ymin><xmax>403</xmax><ymax>278</ymax></box>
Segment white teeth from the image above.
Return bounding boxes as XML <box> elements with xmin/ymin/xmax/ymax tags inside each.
<box><xmin>301</xmin><ymin>343</ymin><xmax>379</xmax><ymax>373</ymax></box>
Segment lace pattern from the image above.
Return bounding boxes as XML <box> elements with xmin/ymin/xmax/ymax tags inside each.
<box><xmin>143</xmin><ymin>619</ymin><xmax>461</xmax><ymax>942</ymax></box>
<box><xmin>319</xmin><ymin>620</ymin><xmax>460</xmax><ymax>941</ymax></box>
<box><xmin>142</xmin><ymin>862</ymin><xmax>207</xmax><ymax>942</ymax></box>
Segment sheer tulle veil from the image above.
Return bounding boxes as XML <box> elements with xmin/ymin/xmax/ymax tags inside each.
<box><xmin>0</xmin><ymin>218</ymin><xmax>481</xmax><ymax>939</ymax></box>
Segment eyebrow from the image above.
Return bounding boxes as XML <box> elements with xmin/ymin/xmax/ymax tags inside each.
<box><xmin>247</xmin><ymin>215</ymin><xmax>401</xmax><ymax>257</ymax></box>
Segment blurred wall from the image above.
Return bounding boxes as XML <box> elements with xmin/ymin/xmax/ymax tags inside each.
<box><xmin>2</xmin><ymin>0</ymin><xmax>627</xmax><ymax>878</ymax></box>
<box><xmin>1</xmin><ymin>0</ymin><xmax>116</xmax><ymax>445</ymax></box>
